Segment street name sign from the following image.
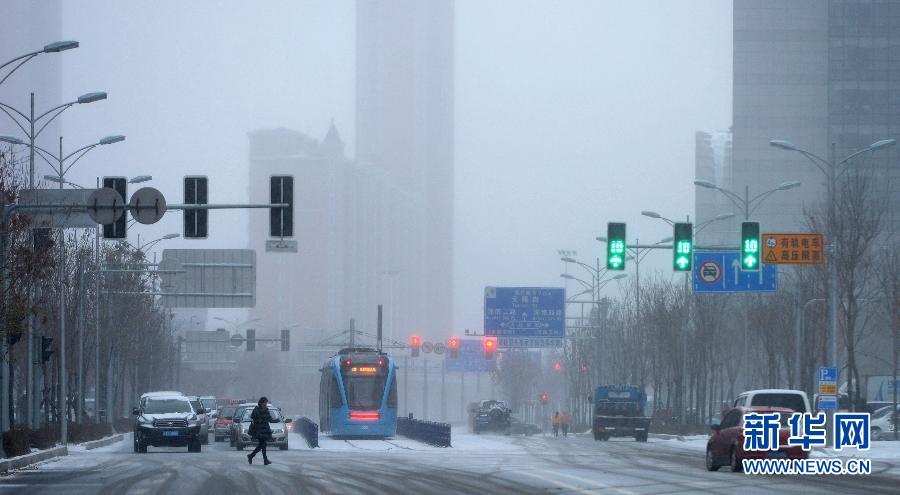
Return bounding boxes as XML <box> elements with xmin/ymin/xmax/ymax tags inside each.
<box><xmin>692</xmin><ymin>251</ymin><xmax>777</xmax><ymax>293</ymax></box>
<box><xmin>484</xmin><ymin>287</ymin><xmax>565</xmax><ymax>348</ymax></box>
<box><xmin>763</xmin><ymin>233</ymin><xmax>825</xmax><ymax>265</ymax></box>
<box><xmin>159</xmin><ymin>249</ymin><xmax>256</xmax><ymax>308</ymax></box>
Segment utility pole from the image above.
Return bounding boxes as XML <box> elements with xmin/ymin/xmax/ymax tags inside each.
<box><xmin>460</xmin><ymin>372</ymin><xmax>465</xmax><ymax>422</ymax></box>
<box><xmin>422</xmin><ymin>357</ymin><xmax>428</xmax><ymax>419</ymax></box>
<box><xmin>440</xmin><ymin>359</ymin><xmax>446</xmax><ymax>422</ymax></box>
<box><xmin>77</xmin><ymin>261</ymin><xmax>85</xmax><ymax>423</ymax></box>
<box><xmin>403</xmin><ymin>356</ymin><xmax>408</xmax><ymax>417</ymax></box>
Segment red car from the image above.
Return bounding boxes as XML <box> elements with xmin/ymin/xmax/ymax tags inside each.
<box><xmin>706</xmin><ymin>406</ymin><xmax>809</xmax><ymax>472</ymax></box>
<box><xmin>213</xmin><ymin>404</ymin><xmax>239</xmax><ymax>442</ymax></box>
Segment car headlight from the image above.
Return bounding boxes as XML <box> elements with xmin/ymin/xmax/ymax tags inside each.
<box><xmin>188</xmin><ymin>419</ymin><xmax>200</xmax><ymax>427</ymax></box>
<box><xmin>139</xmin><ymin>416</ymin><xmax>152</xmax><ymax>424</ymax></box>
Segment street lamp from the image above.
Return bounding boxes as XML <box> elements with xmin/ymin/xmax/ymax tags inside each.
<box><xmin>0</xmin><ymin>40</ymin><xmax>79</xmax><ymax>86</ymax></box>
<box><xmin>0</xmin><ymin>90</ymin><xmax>108</xmax><ymax>187</ymax></box>
<box><xmin>769</xmin><ymin>136</ymin><xmax>896</xmax><ymax>375</ymax></box>
<box><xmin>692</xmin><ymin>179</ymin><xmax>800</xmax><ymax>220</ymax></box>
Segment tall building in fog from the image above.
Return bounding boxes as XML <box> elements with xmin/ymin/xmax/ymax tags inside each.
<box><xmin>694</xmin><ymin>130</ymin><xmax>733</xmax><ymax>247</ymax></box>
<box><xmin>731</xmin><ymin>0</ymin><xmax>900</xmax><ymax>384</ymax></box>
<box><xmin>732</xmin><ymin>0</ymin><xmax>900</xmax><ymax>236</ymax></box>
<box><xmin>0</xmin><ymin>0</ymin><xmax>63</xmax><ymax>181</ymax></box>
<box><xmin>356</xmin><ymin>0</ymin><xmax>455</xmax><ymax>337</ymax></box>
<box><xmin>246</xmin><ymin>123</ymin><xmax>427</xmax><ymax>348</ymax></box>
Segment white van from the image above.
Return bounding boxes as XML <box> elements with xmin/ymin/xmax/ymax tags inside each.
<box><xmin>733</xmin><ymin>389</ymin><xmax>811</xmax><ymax>415</ymax></box>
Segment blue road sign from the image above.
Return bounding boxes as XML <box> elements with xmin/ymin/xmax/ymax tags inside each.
<box><xmin>484</xmin><ymin>287</ymin><xmax>565</xmax><ymax>345</ymax></box>
<box><xmin>692</xmin><ymin>251</ymin><xmax>777</xmax><ymax>293</ymax></box>
<box><xmin>819</xmin><ymin>367</ymin><xmax>838</xmax><ymax>383</ymax></box>
<box><xmin>444</xmin><ymin>339</ymin><xmax>496</xmax><ymax>373</ymax></box>
<box><xmin>817</xmin><ymin>395</ymin><xmax>838</xmax><ymax>411</ymax></box>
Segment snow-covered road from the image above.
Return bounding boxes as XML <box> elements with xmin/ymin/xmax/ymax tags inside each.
<box><xmin>1</xmin><ymin>430</ymin><xmax>897</xmax><ymax>494</ymax></box>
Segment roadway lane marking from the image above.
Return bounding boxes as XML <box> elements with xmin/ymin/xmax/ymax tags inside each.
<box><xmin>511</xmin><ymin>468</ymin><xmax>637</xmax><ymax>494</ymax></box>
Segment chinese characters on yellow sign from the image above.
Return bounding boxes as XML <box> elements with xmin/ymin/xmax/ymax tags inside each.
<box><xmin>763</xmin><ymin>233</ymin><xmax>825</xmax><ymax>265</ymax></box>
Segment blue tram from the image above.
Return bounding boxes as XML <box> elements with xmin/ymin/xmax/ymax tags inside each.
<box><xmin>319</xmin><ymin>347</ymin><xmax>398</xmax><ymax>437</ymax></box>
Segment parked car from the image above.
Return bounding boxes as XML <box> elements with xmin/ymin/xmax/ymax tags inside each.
<box><xmin>229</xmin><ymin>403</ymin><xmax>258</xmax><ymax>447</ymax></box>
<box><xmin>133</xmin><ymin>394</ymin><xmax>204</xmax><ymax>453</ymax></box>
<box><xmin>706</xmin><ymin>406</ymin><xmax>809</xmax><ymax>472</ymax></box>
<box><xmin>733</xmin><ymin>389</ymin><xmax>811</xmax><ymax>415</ymax></box>
<box><xmin>232</xmin><ymin>404</ymin><xmax>292</xmax><ymax>451</ymax></box>
<box><xmin>213</xmin><ymin>405</ymin><xmax>238</xmax><ymax>442</ymax></box>
<box><xmin>188</xmin><ymin>396</ymin><xmax>210</xmax><ymax>444</ymax></box>
<box><xmin>871</xmin><ymin>404</ymin><xmax>899</xmax><ymax>441</ymax></box>
<box><xmin>509</xmin><ymin>417</ymin><xmax>541</xmax><ymax>436</ymax></box>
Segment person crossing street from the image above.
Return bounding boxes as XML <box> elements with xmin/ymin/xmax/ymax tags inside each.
<box><xmin>247</xmin><ymin>397</ymin><xmax>276</xmax><ymax>465</ymax></box>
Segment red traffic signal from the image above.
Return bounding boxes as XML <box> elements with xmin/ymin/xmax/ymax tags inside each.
<box><xmin>540</xmin><ymin>392</ymin><xmax>548</xmax><ymax>403</ymax></box>
<box><xmin>553</xmin><ymin>361</ymin><xmax>562</xmax><ymax>371</ymax></box>
<box><xmin>410</xmin><ymin>335</ymin><xmax>421</xmax><ymax>357</ymax></box>
<box><xmin>483</xmin><ymin>337</ymin><xmax>496</xmax><ymax>359</ymax></box>
<box><xmin>448</xmin><ymin>337</ymin><xmax>460</xmax><ymax>358</ymax></box>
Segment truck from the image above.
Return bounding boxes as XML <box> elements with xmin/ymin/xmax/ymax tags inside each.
<box><xmin>592</xmin><ymin>385</ymin><xmax>651</xmax><ymax>442</ymax></box>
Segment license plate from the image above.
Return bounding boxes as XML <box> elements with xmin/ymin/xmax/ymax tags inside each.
<box><xmin>163</xmin><ymin>431</ymin><xmax>178</xmax><ymax>437</ymax></box>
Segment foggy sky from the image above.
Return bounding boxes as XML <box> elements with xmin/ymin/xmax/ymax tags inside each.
<box><xmin>39</xmin><ymin>1</ymin><xmax>730</xmax><ymax>331</ymax></box>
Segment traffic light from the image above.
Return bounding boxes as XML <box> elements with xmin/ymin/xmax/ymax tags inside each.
<box><xmin>270</xmin><ymin>175</ymin><xmax>294</xmax><ymax>238</ymax></box>
<box><xmin>673</xmin><ymin>222</ymin><xmax>693</xmax><ymax>272</ymax></box>
<box><xmin>410</xmin><ymin>335</ymin><xmax>421</xmax><ymax>357</ymax></box>
<box><xmin>184</xmin><ymin>176</ymin><xmax>208</xmax><ymax>238</ymax></box>
<box><xmin>540</xmin><ymin>393</ymin><xmax>548</xmax><ymax>404</ymax></box>
<box><xmin>280</xmin><ymin>329</ymin><xmax>290</xmax><ymax>352</ymax></box>
<box><xmin>483</xmin><ymin>337</ymin><xmax>496</xmax><ymax>360</ymax></box>
<box><xmin>553</xmin><ymin>361</ymin><xmax>562</xmax><ymax>371</ymax></box>
<box><xmin>102</xmin><ymin>177</ymin><xmax>127</xmax><ymax>239</ymax></box>
<box><xmin>606</xmin><ymin>222</ymin><xmax>626</xmax><ymax>270</ymax></box>
<box><xmin>40</xmin><ymin>336</ymin><xmax>54</xmax><ymax>363</ymax></box>
<box><xmin>246</xmin><ymin>329</ymin><xmax>256</xmax><ymax>352</ymax></box>
<box><xmin>741</xmin><ymin>221</ymin><xmax>760</xmax><ymax>271</ymax></box>
<box><xmin>448</xmin><ymin>337</ymin><xmax>460</xmax><ymax>358</ymax></box>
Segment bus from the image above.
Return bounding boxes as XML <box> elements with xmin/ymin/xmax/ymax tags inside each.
<box><xmin>319</xmin><ymin>347</ymin><xmax>398</xmax><ymax>437</ymax></box>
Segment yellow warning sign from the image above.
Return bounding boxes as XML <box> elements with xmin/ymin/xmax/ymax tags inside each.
<box><xmin>818</xmin><ymin>383</ymin><xmax>836</xmax><ymax>395</ymax></box>
<box><xmin>762</xmin><ymin>233</ymin><xmax>825</xmax><ymax>265</ymax></box>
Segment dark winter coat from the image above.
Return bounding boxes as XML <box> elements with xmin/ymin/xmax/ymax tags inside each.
<box><xmin>249</xmin><ymin>406</ymin><xmax>274</xmax><ymax>440</ymax></box>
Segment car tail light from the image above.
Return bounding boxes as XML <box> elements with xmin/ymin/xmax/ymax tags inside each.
<box><xmin>349</xmin><ymin>411</ymin><xmax>380</xmax><ymax>421</ymax></box>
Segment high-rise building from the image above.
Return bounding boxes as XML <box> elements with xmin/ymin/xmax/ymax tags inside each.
<box><xmin>694</xmin><ymin>130</ymin><xmax>733</xmax><ymax>247</ymax></box>
<box><xmin>731</xmin><ymin>0</ymin><xmax>900</xmax><ymax>385</ymax></box>
<box><xmin>356</xmin><ymin>0</ymin><xmax>455</xmax><ymax>338</ymax></box>
<box><xmin>732</xmin><ymin>0</ymin><xmax>900</xmax><ymax>235</ymax></box>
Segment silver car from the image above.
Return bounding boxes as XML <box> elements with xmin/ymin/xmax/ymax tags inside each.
<box><xmin>233</xmin><ymin>406</ymin><xmax>291</xmax><ymax>451</ymax></box>
<box><xmin>188</xmin><ymin>396</ymin><xmax>210</xmax><ymax>444</ymax></box>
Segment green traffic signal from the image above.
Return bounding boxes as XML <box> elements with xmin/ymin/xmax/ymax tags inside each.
<box><xmin>673</xmin><ymin>222</ymin><xmax>693</xmax><ymax>272</ymax></box>
<box><xmin>741</xmin><ymin>221</ymin><xmax>760</xmax><ymax>271</ymax></box>
<box><xmin>607</xmin><ymin>222</ymin><xmax>626</xmax><ymax>270</ymax></box>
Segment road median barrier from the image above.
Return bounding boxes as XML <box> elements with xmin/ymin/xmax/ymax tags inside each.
<box><xmin>0</xmin><ymin>445</ymin><xmax>68</xmax><ymax>473</ymax></box>
<box><xmin>296</xmin><ymin>417</ymin><xmax>319</xmax><ymax>448</ymax></box>
<box><xmin>397</xmin><ymin>418</ymin><xmax>451</xmax><ymax>447</ymax></box>
<box><xmin>84</xmin><ymin>434</ymin><xmax>124</xmax><ymax>450</ymax></box>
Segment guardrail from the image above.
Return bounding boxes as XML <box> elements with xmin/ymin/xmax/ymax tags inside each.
<box><xmin>296</xmin><ymin>417</ymin><xmax>319</xmax><ymax>448</ymax></box>
<box><xmin>397</xmin><ymin>418</ymin><xmax>451</xmax><ymax>447</ymax></box>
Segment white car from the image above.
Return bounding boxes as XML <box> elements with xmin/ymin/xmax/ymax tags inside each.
<box><xmin>233</xmin><ymin>405</ymin><xmax>292</xmax><ymax>451</ymax></box>
<box><xmin>733</xmin><ymin>389</ymin><xmax>811</xmax><ymax>415</ymax></box>
<box><xmin>871</xmin><ymin>405</ymin><xmax>899</xmax><ymax>441</ymax></box>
